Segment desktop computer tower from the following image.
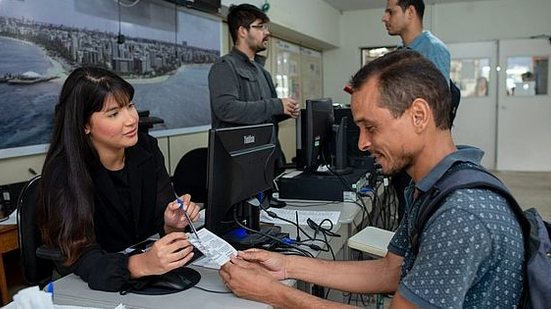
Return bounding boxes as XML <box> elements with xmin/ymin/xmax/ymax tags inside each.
<box><xmin>277</xmin><ymin>168</ymin><xmax>368</xmax><ymax>202</ymax></box>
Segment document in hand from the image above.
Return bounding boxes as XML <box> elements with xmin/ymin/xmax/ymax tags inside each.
<box><xmin>188</xmin><ymin>228</ymin><xmax>237</xmax><ymax>269</ymax></box>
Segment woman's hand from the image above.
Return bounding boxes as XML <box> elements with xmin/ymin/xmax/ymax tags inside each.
<box><xmin>164</xmin><ymin>194</ymin><xmax>200</xmax><ymax>233</ymax></box>
<box><xmin>128</xmin><ymin>232</ymin><xmax>194</xmax><ymax>277</ymax></box>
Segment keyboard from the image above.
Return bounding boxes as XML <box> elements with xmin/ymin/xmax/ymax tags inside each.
<box><xmin>261</xmin><ymin>208</ymin><xmax>341</xmax><ymax>228</ymax></box>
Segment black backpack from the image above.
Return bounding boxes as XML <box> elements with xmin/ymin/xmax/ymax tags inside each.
<box><xmin>449</xmin><ymin>80</ymin><xmax>461</xmax><ymax>126</ymax></box>
<box><xmin>410</xmin><ymin>164</ymin><xmax>551</xmax><ymax>309</ymax></box>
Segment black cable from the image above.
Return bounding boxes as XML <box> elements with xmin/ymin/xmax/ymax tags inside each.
<box><xmin>307</xmin><ymin>218</ymin><xmax>341</xmax><ymax>238</ymax></box>
<box><xmin>193</xmin><ymin>285</ymin><xmax>233</xmax><ymax>294</ymax></box>
<box><xmin>259</xmin><ymin>204</ymin><xmax>334</xmax><ymax>253</ymax></box>
<box><xmin>232</xmin><ymin>210</ymin><xmax>314</xmax><ymax>258</ymax></box>
<box><xmin>118</xmin><ymin>0</ymin><xmax>122</xmax><ymax>35</ymax></box>
<box><xmin>174</xmin><ymin>0</ymin><xmax>178</xmax><ymax>58</ymax></box>
<box><xmin>260</xmin><ymin>205</ymin><xmax>315</xmax><ymax>241</ymax></box>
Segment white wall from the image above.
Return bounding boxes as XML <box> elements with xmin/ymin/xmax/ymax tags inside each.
<box><xmin>324</xmin><ymin>0</ymin><xmax>551</xmax><ymax>105</ymax></box>
<box><xmin>221</xmin><ymin>0</ymin><xmax>341</xmax><ymax>49</ymax></box>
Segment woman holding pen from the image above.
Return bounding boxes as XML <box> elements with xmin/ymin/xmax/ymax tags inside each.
<box><xmin>37</xmin><ymin>66</ymin><xmax>200</xmax><ymax>292</ymax></box>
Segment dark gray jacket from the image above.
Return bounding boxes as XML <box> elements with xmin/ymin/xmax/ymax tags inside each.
<box><xmin>208</xmin><ymin>48</ymin><xmax>289</xmax><ymax>168</ymax></box>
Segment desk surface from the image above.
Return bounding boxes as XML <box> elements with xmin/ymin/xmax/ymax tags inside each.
<box><xmin>53</xmin><ymin>266</ymin><xmax>271</xmax><ymax>309</ymax></box>
<box><xmin>52</xmin><ymin>199</ymin><xmax>367</xmax><ymax>308</ymax></box>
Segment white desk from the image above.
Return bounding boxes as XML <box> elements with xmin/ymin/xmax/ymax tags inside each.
<box><xmin>51</xmin><ymin>200</ymin><xmax>368</xmax><ymax>308</ymax></box>
<box><xmin>281</xmin><ymin>198</ymin><xmax>368</xmax><ymax>260</ymax></box>
<box><xmin>347</xmin><ymin>226</ymin><xmax>394</xmax><ymax>258</ymax></box>
<box><xmin>52</xmin><ymin>266</ymin><xmax>271</xmax><ymax>309</ymax></box>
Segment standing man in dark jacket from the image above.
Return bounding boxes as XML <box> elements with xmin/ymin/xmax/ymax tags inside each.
<box><xmin>208</xmin><ymin>4</ymin><xmax>299</xmax><ymax>174</ymax></box>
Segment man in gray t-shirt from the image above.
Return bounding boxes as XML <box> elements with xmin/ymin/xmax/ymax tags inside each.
<box><xmin>208</xmin><ymin>4</ymin><xmax>299</xmax><ymax>172</ymax></box>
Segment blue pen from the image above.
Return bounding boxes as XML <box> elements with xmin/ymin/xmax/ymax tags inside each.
<box><xmin>176</xmin><ymin>198</ymin><xmax>199</xmax><ymax>239</ymax></box>
<box><xmin>46</xmin><ymin>281</ymin><xmax>54</xmax><ymax>301</ymax></box>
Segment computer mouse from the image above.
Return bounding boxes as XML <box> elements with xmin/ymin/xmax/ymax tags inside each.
<box><xmin>146</xmin><ymin>267</ymin><xmax>201</xmax><ymax>294</ymax></box>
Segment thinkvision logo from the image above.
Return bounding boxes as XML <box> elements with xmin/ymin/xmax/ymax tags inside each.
<box><xmin>243</xmin><ymin>135</ymin><xmax>255</xmax><ymax>144</ymax></box>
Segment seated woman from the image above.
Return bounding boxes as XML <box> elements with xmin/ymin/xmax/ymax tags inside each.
<box><xmin>37</xmin><ymin>66</ymin><xmax>201</xmax><ymax>292</ymax></box>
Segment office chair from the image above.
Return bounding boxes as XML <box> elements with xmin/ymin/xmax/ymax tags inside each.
<box><xmin>172</xmin><ymin>147</ymin><xmax>208</xmax><ymax>203</ymax></box>
<box><xmin>16</xmin><ymin>175</ymin><xmax>62</xmax><ymax>286</ymax></box>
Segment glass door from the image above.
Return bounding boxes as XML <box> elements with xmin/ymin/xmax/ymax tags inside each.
<box><xmin>497</xmin><ymin>38</ymin><xmax>550</xmax><ymax>171</ymax></box>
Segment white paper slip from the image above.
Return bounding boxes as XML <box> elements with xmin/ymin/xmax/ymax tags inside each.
<box><xmin>188</xmin><ymin>228</ymin><xmax>237</xmax><ymax>269</ymax></box>
<box><xmin>261</xmin><ymin>208</ymin><xmax>341</xmax><ymax>228</ymax></box>
<box><xmin>191</xmin><ymin>255</ymin><xmax>222</xmax><ymax>270</ymax></box>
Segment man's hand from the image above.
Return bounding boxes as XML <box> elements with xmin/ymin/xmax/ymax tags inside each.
<box><xmin>219</xmin><ymin>256</ymin><xmax>281</xmax><ymax>302</ymax></box>
<box><xmin>236</xmin><ymin>248</ymin><xmax>288</xmax><ymax>280</ymax></box>
<box><xmin>282</xmin><ymin>97</ymin><xmax>300</xmax><ymax>118</ymax></box>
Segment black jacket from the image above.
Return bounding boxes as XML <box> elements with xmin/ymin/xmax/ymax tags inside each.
<box><xmin>55</xmin><ymin>133</ymin><xmax>173</xmax><ymax>291</ymax></box>
<box><xmin>208</xmin><ymin>48</ymin><xmax>289</xmax><ymax>169</ymax></box>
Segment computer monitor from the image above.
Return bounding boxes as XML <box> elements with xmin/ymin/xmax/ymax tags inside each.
<box><xmin>296</xmin><ymin>98</ymin><xmax>334</xmax><ymax>172</ymax></box>
<box><xmin>205</xmin><ymin>123</ymin><xmax>281</xmax><ymax>249</ymax></box>
<box><xmin>333</xmin><ymin>106</ymin><xmax>375</xmax><ymax>170</ymax></box>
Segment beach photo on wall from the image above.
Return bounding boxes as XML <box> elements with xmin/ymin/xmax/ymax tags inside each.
<box><xmin>0</xmin><ymin>0</ymin><xmax>220</xmax><ymax>155</ymax></box>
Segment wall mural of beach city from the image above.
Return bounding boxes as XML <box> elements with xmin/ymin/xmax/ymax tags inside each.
<box><xmin>0</xmin><ymin>0</ymin><xmax>220</xmax><ymax>155</ymax></box>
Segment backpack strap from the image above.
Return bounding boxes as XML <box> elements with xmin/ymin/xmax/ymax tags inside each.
<box><xmin>410</xmin><ymin>164</ymin><xmax>528</xmax><ymax>255</ymax></box>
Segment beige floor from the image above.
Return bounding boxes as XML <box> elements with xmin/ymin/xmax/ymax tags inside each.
<box><xmin>494</xmin><ymin>171</ymin><xmax>551</xmax><ymax>221</ymax></box>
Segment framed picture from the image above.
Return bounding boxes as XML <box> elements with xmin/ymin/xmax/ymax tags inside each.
<box><xmin>0</xmin><ymin>0</ymin><xmax>221</xmax><ymax>158</ymax></box>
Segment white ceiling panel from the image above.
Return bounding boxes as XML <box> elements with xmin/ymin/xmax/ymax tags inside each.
<box><xmin>323</xmin><ymin>0</ymin><xmax>492</xmax><ymax>11</ymax></box>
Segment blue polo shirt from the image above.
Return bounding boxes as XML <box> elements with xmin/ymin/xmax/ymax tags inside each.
<box><xmin>407</xmin><ymin>30</ymin><xmax>450</xmax><ymax>85</ymax></box>
<box><xmin>388</xmin><ymin>146</ymin><xmax>524</xmax><ymax>308</ymax></box>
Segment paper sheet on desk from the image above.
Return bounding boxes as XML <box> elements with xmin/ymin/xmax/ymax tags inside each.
<box><xmin>261</xmin><ymin>209</ymin><xmax>341</xmax><ymax>228</ymax></box>
<box><xmin>188</xmin><ymin>228</ymin><xmax>237</xmax><ymax>269</ymax></box>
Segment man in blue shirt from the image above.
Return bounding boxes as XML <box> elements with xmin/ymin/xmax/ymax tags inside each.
<box><xmin>382</xmin><ymin>0</ymin><xmax>450</xmax><ymax>82</ymax></box>
<box><xmin>219</xmin><ymin>50</ymin><xmax>524</xmax><ymax>308</ymax></box>
<box><xmin>383</xmin><ymin>0</ymin><xmax>454</xmax><ymax>224</ymax></box>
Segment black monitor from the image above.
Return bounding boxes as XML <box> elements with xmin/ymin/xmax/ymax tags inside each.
<box><xmin>205</xmin><ymin>123</ymin><xmax>281</xmax><ymax>249</ymax></box>
<box><xmin>296</xmin><ymin>98</ymin><xmax>337</xmax><ymax>173</ymax></box>
<box><xmin>333</xmin><ymin>106</ymin><xmax>375</xmax><ymax>171</ymax></box>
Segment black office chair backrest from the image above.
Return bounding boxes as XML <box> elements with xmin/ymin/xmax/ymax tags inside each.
<box><xmin>172</xmin><ymin>147</ymin><xmax>208</xmax><ymax>203</ymax></box>
<box><xmin>16</xmin><ymin>175</ymin><xmax>56</xmax><ymax>286</ymax></box>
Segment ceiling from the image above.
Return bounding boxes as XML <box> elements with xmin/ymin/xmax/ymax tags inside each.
<box><xmin>323</xmin><ymin>0</ymin><xmax>489</xmax><ymax>11</ymax></box>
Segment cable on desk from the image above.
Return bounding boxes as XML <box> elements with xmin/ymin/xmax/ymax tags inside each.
<box><xmin>233</xmin><ymin>211</ymin><xmax>314</xmax><ymax>258</ymax></box>
<box><xmin>259</xmin><ymin>204</ymin><xmax>336</xmax><ymax>255</ymax></box>
<box><xmin>306</xmin><ymin>218</ymin><xmax>339</xmax><ymax>261</ymax></box>
<box><xmin>193</xmin><ymin>285</ymin><xmax>233</xmax><ymax>294</ymax></box>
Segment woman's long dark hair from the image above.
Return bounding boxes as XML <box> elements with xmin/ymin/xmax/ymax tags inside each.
<box><xmin>38</xmin><ymin>66</ymin><xmax>134</xmax><ymax>264</ymax></box>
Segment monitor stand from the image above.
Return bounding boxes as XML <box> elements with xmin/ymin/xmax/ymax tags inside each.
<box><xmin>223</xmin><ymin>200</ymin><xmax>289</xmax><ymax>250</ymax></box>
